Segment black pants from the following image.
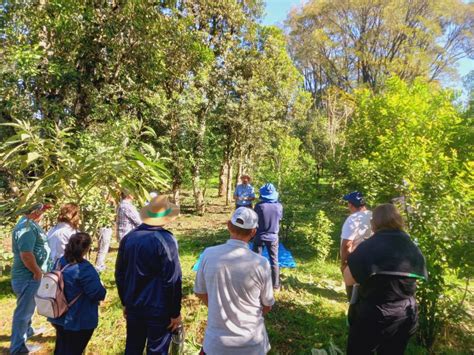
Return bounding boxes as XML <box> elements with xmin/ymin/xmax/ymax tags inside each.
<box><xmin>125</xmin><ymin>313</ymin><xmax>172</xmax><ymax>355</ymax></box>
<box><xmin>253</xmin><ymin>237</ymin><xmax>280</xmax><ymax>288</ymax></box>
<box><xmin>347</xmin><ymin>298</ymin><xmax>418</xmax><ymax>355</ymax></box>
<box><xmin>53</xmin><ymin>324</ymin><xmax>94</xmax><ymax>355</ymax></box>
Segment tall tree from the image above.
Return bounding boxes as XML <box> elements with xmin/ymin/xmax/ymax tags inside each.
<box><xmin>287</xmin><ymin>0</ymin><xmax>474</xmax><ymax>105</ymax></box>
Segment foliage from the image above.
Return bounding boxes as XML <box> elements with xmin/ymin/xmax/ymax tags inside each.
<box><xmin>339</xmin><ymin>77</ymin><xmax>473</xmax><ymax>349</ymax></box>
<box><xmin>0</xmin><ymin>118</ymin><xmax>168</xmax><ymax>237</ymax></box>
<box><xmin>287</xmin><ymin>0</ymin><xmax>474</xmax><ymax>102</ymax></box>
<box><xmin>299</xmin><ymin>210</ymin><xmax>335</xmax><ymax>261</ymax></box>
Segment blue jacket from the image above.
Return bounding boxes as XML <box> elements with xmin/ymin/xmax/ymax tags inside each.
<box><xmin>48</xmin><ymin>257</ymin><xmax>106</xmax><ymax>331</ymax></box>
<box><xmin>115</xmin><ymin>224</ymin><xmax>182</xmax><ymax>319</ymax></box>
<box><xmin>254</xmin><ymin>201</ymin><xmax>283</xmax><ymax>242</ymax></box>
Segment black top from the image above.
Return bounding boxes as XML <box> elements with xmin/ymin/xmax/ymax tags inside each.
<box><xmin>348</xmin><ymin>229</ymin><xmax>427</xmax><ymax>304</ymax></box>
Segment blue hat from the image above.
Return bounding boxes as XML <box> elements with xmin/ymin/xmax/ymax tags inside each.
<box><xmin>259</xmin><ymin>183</ymin><xmax>279</xmax><ymax>202</ymax></box>
<box><xmin>343</xmin><ymin>191</ymin><xmax>365</xmax><ymax>207</ymax></box>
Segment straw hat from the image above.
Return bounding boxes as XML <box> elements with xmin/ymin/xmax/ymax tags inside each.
<box><xmin>140</xmin><ymin>195</ymin><xmax>180</xmax><ymax>226</ymax></box>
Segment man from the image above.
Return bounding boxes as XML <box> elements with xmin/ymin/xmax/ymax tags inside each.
<box><xmin>233</xmin><ymin>174</ymin><xmax>256</xmax><ymax>209</ymax></box>
<box><xmin>194</xmin><ymin>207</ymin><xmax>275</xmax><ymax>355</ymax></box>
<box><xmin>115</xmin><ymin>195</ymin><xmax>182</xmax><ymax>354</ymax></box>
<box><xmin>253</xmin><ymin>183</ymin><xmax>283</xmax><ymax>290</ymax></box>
<box><xmin>10</xmin><ymin>203</ymin><xmax>52</xmax><ymax>354</ymax></box>
<box><xmin>340</xmin><ymin>191</ymin><xmax>372</xmax><ymax>300</ymax></box>
<box><xmin>116</xmin><ymin>189</ymin><xmax>142</xmax><ymax>241</ymax></box>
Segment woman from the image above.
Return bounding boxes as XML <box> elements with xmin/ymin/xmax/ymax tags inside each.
<box><xmin>48</xmin><ymin>203</ymin><xmax>80</xmax><ymax>263</ymax></box>
<box><xmin>49</xmin><ymin>232</ymin><xmax>107</xmax><ymax>355</ymax></box>
<box><xmin>344</xmin><ymin>203</ymin><xmax>427</xmax><ymax>355</ymax></box>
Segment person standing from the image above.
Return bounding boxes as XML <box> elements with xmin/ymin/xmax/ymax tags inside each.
<box><xmin>340</xmin><ymin>191</ymin><xmax>372</xmax><ymax>300</ymax></box>
<box><xmin>343</xmin><ymin>204</ymin><xmax>427</xmax><ymax>354</ymax></box>
<box><xmin>10</xmin><ymin>203</ymin><xmax>52</xmax><ymax>354</ymax></box>
<box><xmin>47</xmin><ymin>203</ymin><xmax>80</xmax><ymax>264</ymax></box>
<box><xmin>95</xmin><ymin>192</ymin><xmax>116</xmax><ymax>273</ymax></box>
<box><xmin>253</xmin><ymin>183</ymin><xmax>283</xmax><ymax>290</ymax></box>
<box><xmin>194</xmin><ymin>207</ymin><xmax>275</xmax><ymax>355</ymax></box>
<box><xmin>116</xmin><ymin>189</ymin><xmax>141</xmax><ymax>241</ymax></box>
<box><xmin>115</xmin><ymin>195</ymin><xmax>182</xmax><ymax>354</ymax></box>
<box><xmin>233</xmin><ymin>174</ymin><xmax>256</xmax><ymax>209</ymax></box>
<box><xmin>49</xmin><ymin>232</ymin><xmax>107</xmax><ymax>355</ymax></box>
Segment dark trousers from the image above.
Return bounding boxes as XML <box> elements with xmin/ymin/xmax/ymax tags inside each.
<box><xmin>253</xmin><ymin>237</ymin><xmax>280</xmax><ymax>288</ymax></box>
<box><xmin>347</xmin><ymin>298</ymin><xmax>418</xmax><ymax>355</ymax></box>
<box><xmin>125</xmin><ymin>313</ymin><xmax>172</xmax><ymax>355</ymax></box>
<box><xmin>53</xmin><ymin>324</ymin><xmax>94</xmax><ymax>355</ymax></box>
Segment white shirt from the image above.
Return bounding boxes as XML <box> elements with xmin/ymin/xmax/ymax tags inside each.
<box><xmin>194</xmin><ymin>239</ymin><xmax>275</xmax><ymax>355</ymax></box>
<box><xmin>47</xmin><ymin>222</ymin><xmax>77</xmax><ymax>263</ymax></box>
<box><xmin>341</xmin><ymin>210</ymin><xmax>373</xmax><ymax>250</ymax></box>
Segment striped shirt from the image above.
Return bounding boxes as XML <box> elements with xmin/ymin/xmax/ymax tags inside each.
<box><xmin>116</xmin><ymin>200</ymin><xmax>141</xmax><ymax>241</ymax></box>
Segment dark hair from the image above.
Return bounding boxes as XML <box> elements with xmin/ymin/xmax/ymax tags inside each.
<box><xmin>120</xmin><ymin>189</ymin><xmax>132</xmax><ymax>200</ymax></box>
<box><xmin>371</xmin><ymin>204</ymin><xmax>404</xmax><ymax>233</ymax></box>
<box><xmin>64</xmin><ymin>232</ymin><xmax>92</xmax><ymax>263</ymax></box>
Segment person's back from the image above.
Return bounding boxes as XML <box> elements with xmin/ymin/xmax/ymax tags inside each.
<box><xmin>255</xmin><ymin>202</ymin><xmax>282</xmax><ymax>239</ymax></box>
<box><xmin>116</xmin><ymin>191</ymin><xmax>142</xmax><ymax>241</ymax></box>
<box><xmin>195</xmin><ymin>208</ymin><xmax>274</xmax><ymax>355</ymax></box>
<box><xmin>341</xmin><ymin>209</ymin><xmax>372</xmax><ymax>250</ymax></box>
<box><xmin>115</xmin><ymin>225</ymin><xmax>182</xmax><ymax>317</ymax></box>
<box><xmin>115</xmin><ymin>194</ymin><xmax>182</xmax><ymax>355</ymax></box>
<box><xmin>49</xmin><ymin>256</ymin><xmax>106</xmax><ymax>332</ymax></box>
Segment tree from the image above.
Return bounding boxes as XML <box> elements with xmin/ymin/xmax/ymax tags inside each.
<box><xmin>340</xmin><ymin>77</ymin><xmax>472</xmax><ymax>349</ymax></box>
<box><xmin>286</xmin><ymin>0</ymin><xmax>474</xmax><ymax>105</ymax></box>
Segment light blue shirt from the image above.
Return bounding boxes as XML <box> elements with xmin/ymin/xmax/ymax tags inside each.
<box><xmin>234</xmin><ymin>184</ymin><xmax>255</xmax><ymax>206</ymax></box>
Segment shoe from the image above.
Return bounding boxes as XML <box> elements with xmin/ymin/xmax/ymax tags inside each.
<box><xmin>27</xmin><ymin>326</ymin><xmax>47</xmax><ymax>339</ymax></box>
<box><xmin>18</xmin><ymin>344</ymin><xmax>42</xmax><ymax>354</ymax></box>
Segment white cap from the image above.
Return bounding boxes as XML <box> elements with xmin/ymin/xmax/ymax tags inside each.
<box><xmin>231</xmin><ymin>207</ymin><xmax>258</xmax><ymax>229</ymax></box>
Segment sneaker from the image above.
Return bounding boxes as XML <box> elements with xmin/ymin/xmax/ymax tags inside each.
<box><xmin>27</xmin><ymin>326</ymin><xmax>47</xmax><ymax>339</ymax></box>
<box><xmin>18</xmin><ymin>344</ymin><xmax>42</xmax><ymax>354</ymax></box>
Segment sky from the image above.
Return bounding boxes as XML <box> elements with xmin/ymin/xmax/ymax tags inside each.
<box><xmin>262</xmin><ymin>0</ymin><xmax>473</xmax><ymax>91</ymax></box>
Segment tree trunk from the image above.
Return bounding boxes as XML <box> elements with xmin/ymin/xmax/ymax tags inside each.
<box><xmin>170</xmin><ymin>118</ymin><xmax>182</xmax><ymax>206</ymax></box>
<box><xmin>225</xmin><ymin>161</ymin><xmax>233</xmax><ymax>206</ymax></box>
<box><xmin>218</xmin><ymin>156</ymin><xmax>228</xmax><ymax>197</ymax></box>
<box><xmin>191</xmin><ymin>115</ymin><xmax>206</xmax><ymax>215</ymax></box>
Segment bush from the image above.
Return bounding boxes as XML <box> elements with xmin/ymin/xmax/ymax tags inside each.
<box><xmin>301</xmin><ymin>210</ymin><xmax>334</xmax><ymax>261</ymax></box>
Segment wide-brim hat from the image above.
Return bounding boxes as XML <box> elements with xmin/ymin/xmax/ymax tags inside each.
<box><xmin>259</xmin><ymin>183</ymin><xmax>279</xmax><ymax>202</ymax></box>
<box><xmin>140</xmin><ymin>195</ymin><xmax>180</xmax><ymax>226</ymax></box>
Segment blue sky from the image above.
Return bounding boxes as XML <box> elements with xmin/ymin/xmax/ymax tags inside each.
<box><xmin>263</xmin><ymin>0</ymin><xmax>473</xmax><ymax>90</ymax></box>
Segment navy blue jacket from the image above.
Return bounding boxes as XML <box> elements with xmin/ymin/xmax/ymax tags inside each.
<box><xmin>115</xmin><ymin>224</ymin><xmax>182</xmax><ymax>318</ymax></box>
<box><xmin>49</xmin><ymin>257</ymin><xmax>106</xmax><ymax>331</ymax></box>
<box><xmin>254</xmin><ymin>201</ymin><xmax>283</xmax><ymax>242</ymax></box>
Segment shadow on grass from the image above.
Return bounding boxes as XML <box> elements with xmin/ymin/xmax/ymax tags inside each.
<box><xmin>283</xmin><ymin>274</ymin><xmax>346</xmax><ymax>302</ymax></box>
<box><xmin>267</xmin><ymin>299</ymin><xmax>347</xmax><ymax>354</ymax></box>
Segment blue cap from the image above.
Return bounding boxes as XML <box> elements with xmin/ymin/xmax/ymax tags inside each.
<box><xmin>343</xmin><ymin>191</ymin><xmax>365</xmax><ymax>207</ymax></box>
<box><xmin>259</xmin><ymin>183</ymin><xmax>279</xmax><ymax>202</ymax></box>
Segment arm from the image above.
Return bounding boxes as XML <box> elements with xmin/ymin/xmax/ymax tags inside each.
<box><xmin>195</xmin><ymin>293</ymin><xmax>208</xmax><ymax>306</ymax></box>
<box><xmin>260</xmin><ymin>261</ymin><xmax>275</xmax><ymax>314</ymax></box>
<box><xmin>127</xmin><ymin>205</ymin><xmax>142</xmax><ymax>227</ymax></box>
<box><xmin>79</xmin><ymin>264</ymin><xmax>107</xmax><ymax>302</ymax></box>
<box><xmin>159</xmin><ymin>236</ymin><xmax>182</xmax><ymax>320</ymax></box>
<box><xmin>194</xmin><ymin>251</ymin><xmax>208</xmax><ymax>306</ymax></box>
<box><xmin>340</xmin><ymin>239</ymin><xmax>353</xmax><ymax>271</ymax></box>
<box><xmin>343</xmin><ymin>266</ymin><xmax>357</xmax><ymax>286</ymax></box>
<box><xmin>20</xmin><ymin>252</ymin><xmax>42</xmax><ymax>281</ymax></box>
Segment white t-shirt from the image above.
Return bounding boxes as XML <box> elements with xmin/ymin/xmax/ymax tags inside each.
<box><xmin>341</xmin><ymin>210</ymin><xmax>373</xmax><ymax>250</ymax></box>
<box><xmin>47</xmin><ymin>222</ymin><xmax>77</xmax><ymax>263</ymax></box>
<box><xmin>194</xmin><ymin>239</ymin><xmax>275</xmax><ymax>355</ymax></box>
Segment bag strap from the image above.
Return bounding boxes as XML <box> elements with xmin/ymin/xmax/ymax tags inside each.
<box><xmin>67</xmin><ymin>292</ymin><xmax>83</xmax><ymax>308</ymax></box>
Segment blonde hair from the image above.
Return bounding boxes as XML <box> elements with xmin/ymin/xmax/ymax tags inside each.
<box><xmin>371</xmin><ymin>203</ymin><xmax>404</xmax><ymax>233</ymax></box>
<box><xmin>57</xmin><ymin>203</ymin><xmax>80</xmax><ymax>229</ymax></box>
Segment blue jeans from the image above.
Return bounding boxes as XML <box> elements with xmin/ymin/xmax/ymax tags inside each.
<box><xmin>253</xmin><ymin>237</ymin><xmax>280</xmax><ymax>288</ymax></box>
<box><xmin>10</xmin><ymin>279</ymin><xmax>40</xmax><ymax>354</ymax></box>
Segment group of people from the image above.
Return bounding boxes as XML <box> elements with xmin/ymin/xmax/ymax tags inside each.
<box><xmin>8</xmin><ymin>174</ymin><xmax>427</xmax><ymax>355</ymax></box>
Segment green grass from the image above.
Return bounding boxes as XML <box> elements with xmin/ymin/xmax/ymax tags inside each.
<box><xmin>0</xmin><ymin>194</ymin><xmax>471</xmax><ymax>354</ymax></box>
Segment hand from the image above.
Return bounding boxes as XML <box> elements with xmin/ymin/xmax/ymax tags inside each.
<box><xmin>168</xmin><ymin>315</ymin><xmax>182</xmax><ymax>332</ymax></box>
<box><xmin>33</xmin><ymin>270</ymin><xmax>43</xmax><ymax>281</ymax></box>
<box><xmin>262</xmin><ymin>305</ymin><xmax>272</xmax><ymax>316</ymax></box>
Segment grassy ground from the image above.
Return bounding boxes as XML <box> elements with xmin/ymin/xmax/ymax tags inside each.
<box><xmin>0</xmin><ymin>194</ymin><xmax>471</xmax><ymax>354</ymax></box>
